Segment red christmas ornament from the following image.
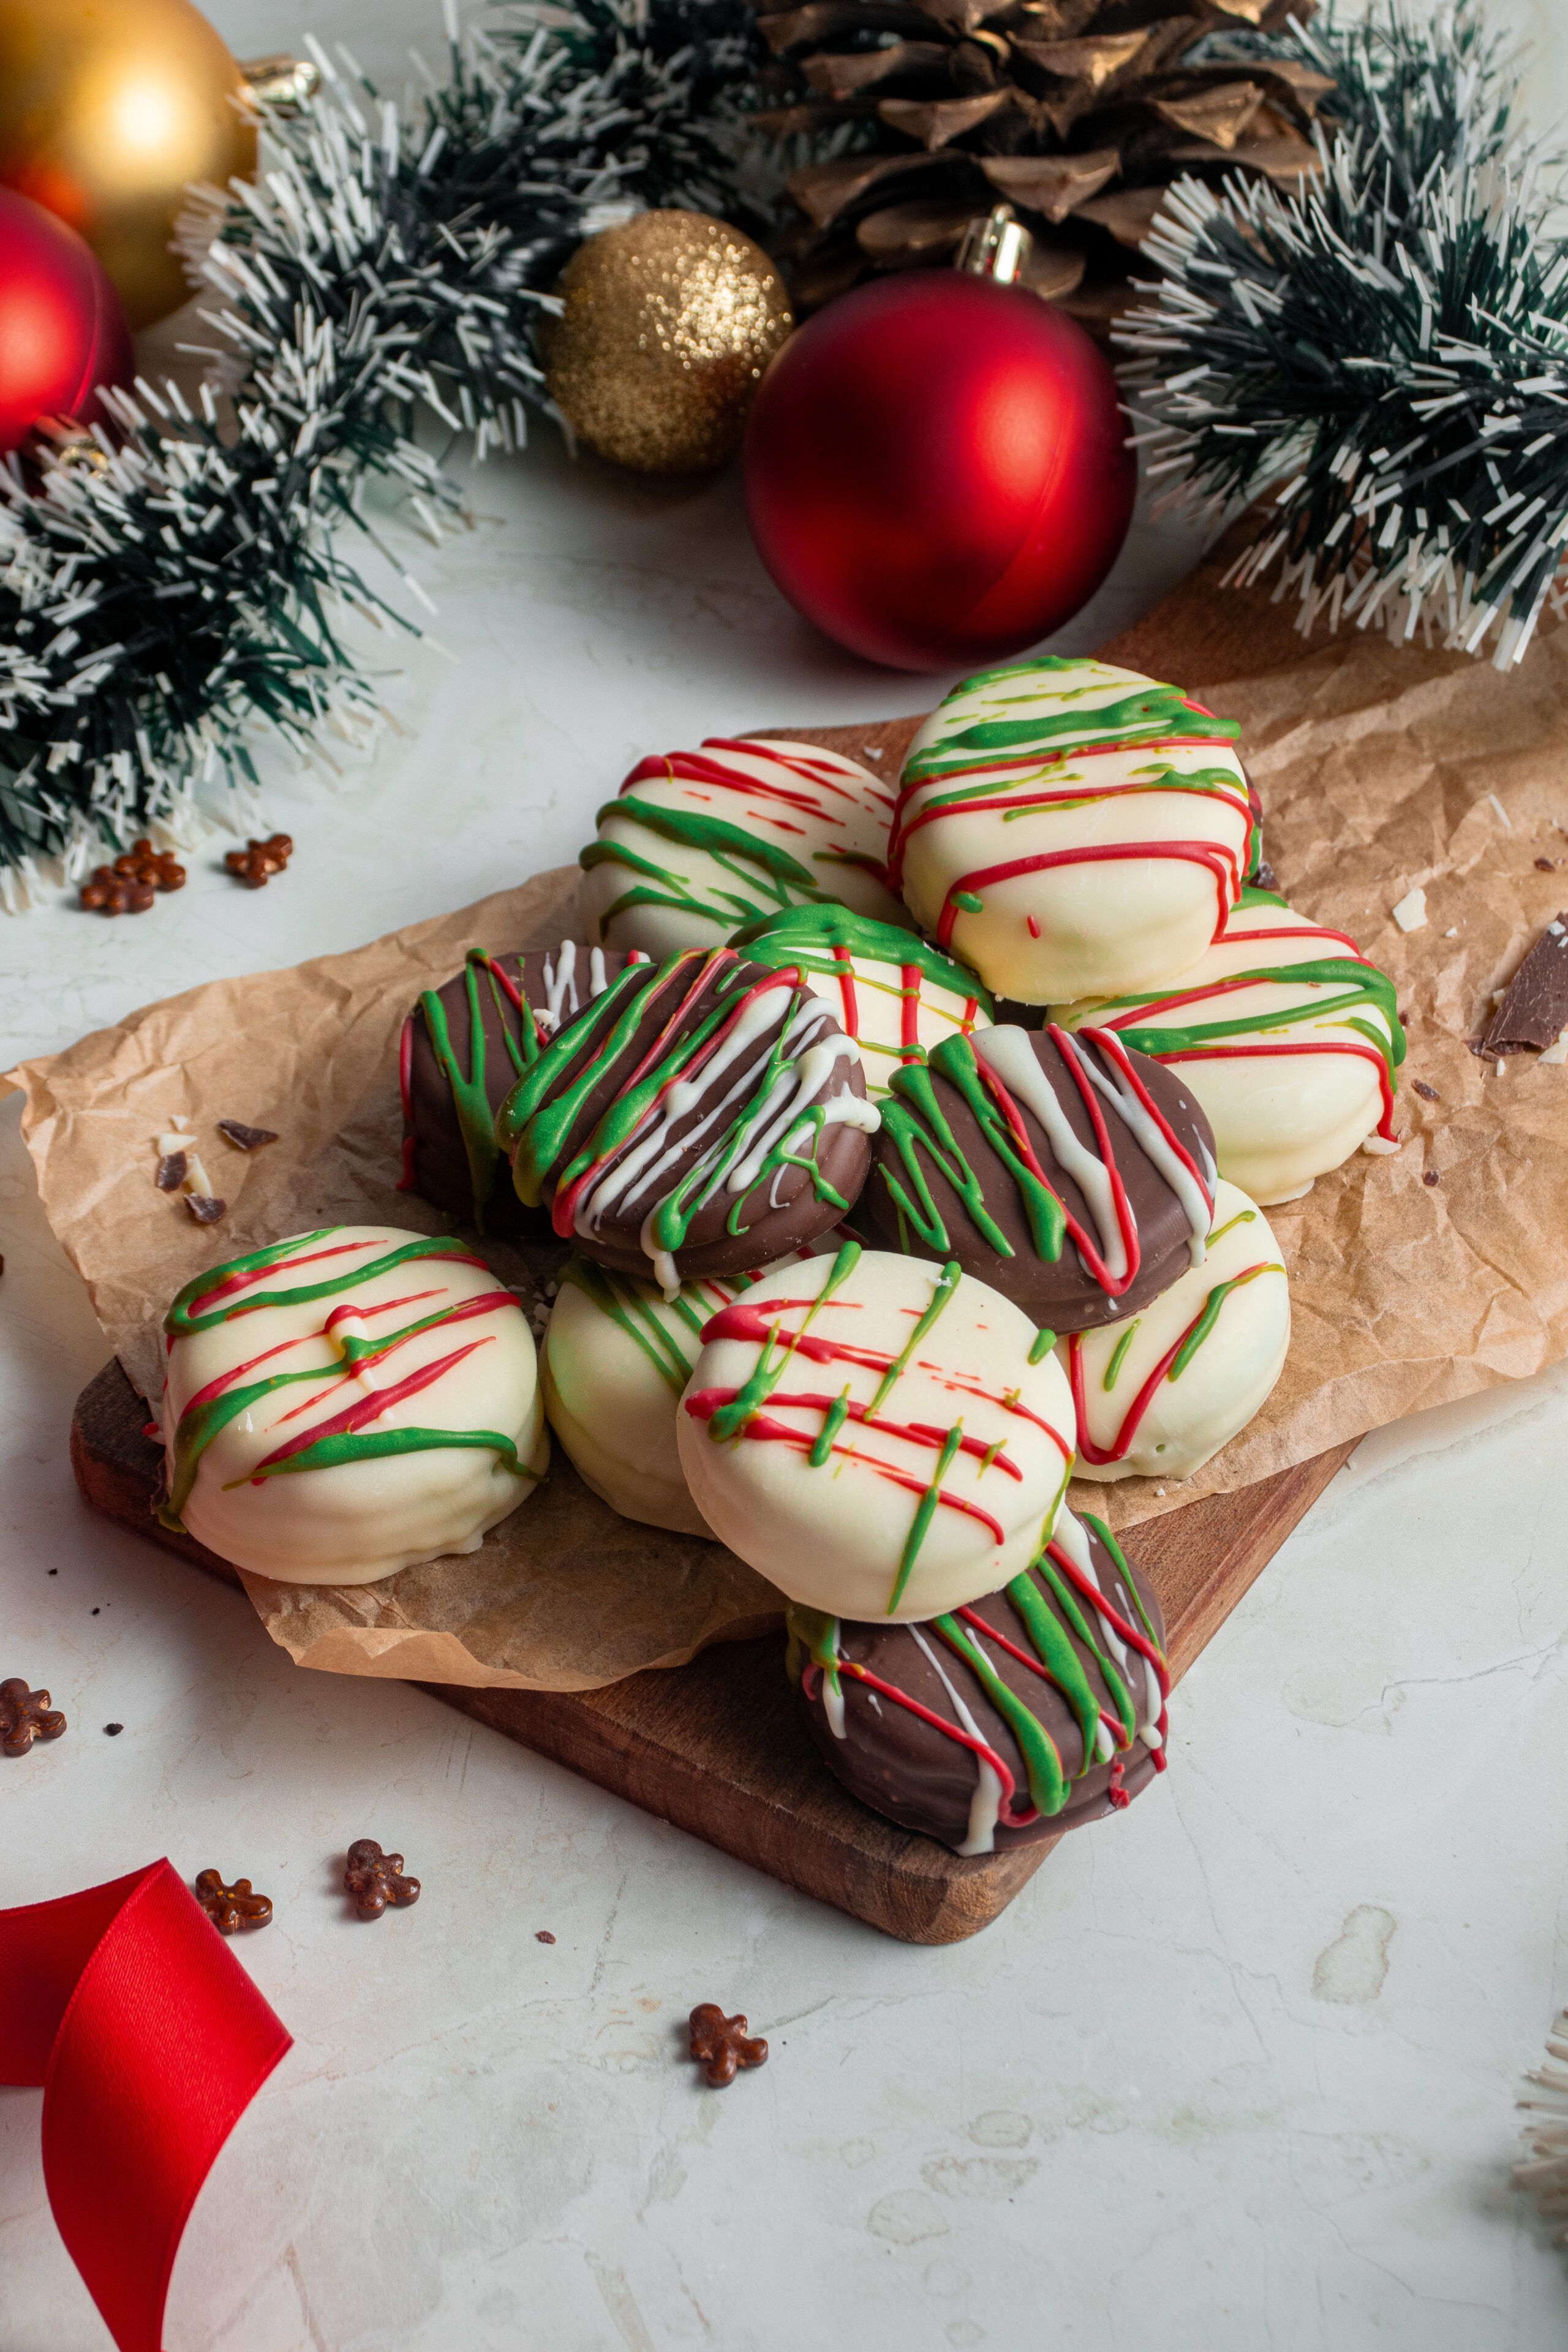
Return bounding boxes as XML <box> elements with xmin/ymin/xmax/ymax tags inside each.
<box><xmin>0</xmin><ymin>187</ymin><xmax>134</xmax><ymax>453</ymax></box>
<box><xmin>744</xmin><ymin>225</ymin><xmax>1136</xmax><ymax>673</ymax></box>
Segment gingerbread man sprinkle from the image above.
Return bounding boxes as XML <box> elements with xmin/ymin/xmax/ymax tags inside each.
<box><xmin>687</xmin><ymin>2004</ymin><xmax>768</xmax><ymax>2087</ymax></box>
<box><xmin>80</xmin><ymin>839</ymin><xmax>186</xmax><ymax>915</ymax></box>
<box><xmin>225</xmin><ymin>834</ymin><xmax>294</xmax><ymax>889</ymax></box>
<box><xmin>194</xmin><ymin>1871</ymin><xmax>273</xmax><ymax>1934</ymax></box>
<box><xmin>344</xmin><ymin>1838</ymin><xmax>421</xmax><ymax>1920</ymax></box>
<box><xmin>1</xmin><ymin>1678</ymin><xmax>67</xmax><ymax>1757</ymax></box>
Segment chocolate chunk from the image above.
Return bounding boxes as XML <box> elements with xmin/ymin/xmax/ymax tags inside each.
<box><xmin>216</xmin><ymin>1120</ymin><xmax>279</xmax><ymax>1151</ymax></box>
<box><xmin>535</xmin><ymin>1929</ymin><xmax>556</xmax><ymax>1944</ymax></box>
<box><xmin>344</xmin><ymin>1838</ymin><xmax>420</xmax><ymax>1920</ymax></box>
<box><xmin>156</xmin><ymin>1151</ymin><xmax>189</xmax><ymax>1191</ymax></box>
<box><xmin>104</xmin><ymin>1722</ymin><xmax>124</xmax><ymax>1735</ymax></box>
<box><xmin>194</xmin><ymin>1870</ymin><xmax>273</xmax><ymax>1932</ymax></box>
<box><xmin>183</xmin><ymin>1194</ymin><xmax>227</xmax><ymax>1225</ymax></box>
<box><xmin>1423</xmin><ymin>1170</ymin><xmax>1441</xmax><ymax>1186</ymax></box>
<box><xmin>793</xmin><ymin>1515</ymin><xmax>1168</xmax><ymax>1852</ymax></box>
<box><xmin>688</xmin><ymin>2005</ymin><xmax>768</xmax><ymax>2086</ymax></box>
<box><xmin>1411</xmin><ymin>1080</ymin><xmax>1439</xmax><ymax>1102</ymax></box>
<box><xmin>1536</xmin><ymin>858</ymin><xmax>1557</xmax><ymax>872</ymax></box>
<box><xmin>1</xmin><ymin>1678</ymin><xmax>67</xmax><ymax>1756</ymax></box>
<box><xmin>1481</xmin><ymin>914</ymin><xmax>1568</xmax><ymax>1055</ymax></box>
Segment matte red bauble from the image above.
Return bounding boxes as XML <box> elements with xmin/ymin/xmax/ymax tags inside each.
<box><xmin>743</xmin><ymin>270</ymin><xmax>1136</xmax><ymax>673</ymax></box>
<box><xmin>0</xmin><ymin>187</ymin><xmax>134</xmax><ymax>452</ymax></box>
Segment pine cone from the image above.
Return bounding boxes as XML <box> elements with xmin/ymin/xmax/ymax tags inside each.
<box><xmin>753</xmin><ymin>0</ymin><xmax>1332</xmax><ymax>328</ymax></box>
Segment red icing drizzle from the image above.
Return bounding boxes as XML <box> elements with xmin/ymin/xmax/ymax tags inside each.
<box><xmin>1064</xmin><ymin>1259</ymin><xmax>1278</xmax><ymax>1466</ymax></box>
<box><xmin>619</xmin><ymin>739</ymin><xmax>896</xmax><ymax>847</ymax></box>
<box><xmin>246</xmin><ymin>1336</ymin><xmax>496</xmax><ymax>1479</ymax></box>
<box><xmin>933</xmin><ymin>840</ymin><xmax>1243</xmax><ymax>954</ymax></box>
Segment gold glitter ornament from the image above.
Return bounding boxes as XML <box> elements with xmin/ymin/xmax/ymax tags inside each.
<box><xmin>542</xmin><ymin>210</ymin><xmax>793</xmax><ymax>474</ymax></box>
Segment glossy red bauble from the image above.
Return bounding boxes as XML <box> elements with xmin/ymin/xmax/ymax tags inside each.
<box><xmin>743</xmin><ymin>271</ymin><xmax>1136</xmax><ymax>673</ymax></box>
<box><xmin>0</xmin><ymin>188</ymin><xmax>134</xmax><ymax>452</ymax></box>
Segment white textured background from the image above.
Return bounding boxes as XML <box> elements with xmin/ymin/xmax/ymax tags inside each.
<box><xmin>3</xmin><ymin>4</ymin><xmax>1567</xmax><ymax>2348</ymax></box>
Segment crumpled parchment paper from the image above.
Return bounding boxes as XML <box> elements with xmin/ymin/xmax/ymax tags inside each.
<box><xmin>7</xmin><ymin>538</ymin><xmax>1567</xmax><ymax>1687</ymax></box>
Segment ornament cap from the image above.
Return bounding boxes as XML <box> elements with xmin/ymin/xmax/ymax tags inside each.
<box><xmin>238</xmin><ymin>55</ymin><xmax>322</xmax><ymax>113</ymax></box>
<box><xmin>955</xmin><ymin>205</ymin><xmax>1033</xmax><ymax>287</ymax></box>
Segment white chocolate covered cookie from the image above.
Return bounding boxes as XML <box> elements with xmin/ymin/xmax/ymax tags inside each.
<box><xmin>541</xmin><ymin>1259</ymin><xmax>764</xmax><ymax>1534</ymax></box>
<box><xmin>1052</xmin><ymin>889</ymin><xmax>1406</xmax><ymax>1205</ymax></box>
<box><xmin>1060</xmin><ymin>1182</ymin><xmax>1289</xmax><ymax>1482</ymax></box>
<box><xmin>579</xmin><ymin>736</ymin><xmax>905</xmax><ymax>960</ymax></box>
<box><xmin>727</xmin><ymin>902</ymin><xmax>992</xmax><ymax>1097</ymax></box>
<box><xmin>159</xmin><ymin>1226</ymin><xmax>546</xmax><ymax>1583</ymax></box>
<box><xmin>677</xmin><ymin>1243</ymin><xmax>1076</xmax><ymax>1621</ymax></box>
<box><xmin>892</xmin><ymin>657</ymin><xmax>1253</xmax><ymax>1005</ymax></box>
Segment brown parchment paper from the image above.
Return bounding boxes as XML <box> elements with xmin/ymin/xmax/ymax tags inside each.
<box><xmin>7</xmin><ymin>532</ymin><xmax>1568</xmax><ymax>1686</ymax></box>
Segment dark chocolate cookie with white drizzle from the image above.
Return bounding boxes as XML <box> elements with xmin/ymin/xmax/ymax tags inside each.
<box><xmin>401</xmin><ymin>942</ymin><xmax>646</xmax><ymax>1234</ymax></box>
<box><xmin>858</xmin><ymin>1023</ymin><xmax>1217</xmax><ymax>1332</ymax></box>
<box><xmin>495</xmin><ymin>946</ymin><xmax>880</xmax><ymax>1292</ymax></box>
<box><xmin>790</xmin><ymin>1507</ymin><xmax>1169</xmax><ymax>1855</ymax></box>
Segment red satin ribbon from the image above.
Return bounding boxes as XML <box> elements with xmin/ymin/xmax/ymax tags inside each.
<box><xmin>0</xmin><ymin>1859</ymin><xmax>292</xmax><ymax>2352</ymax></box>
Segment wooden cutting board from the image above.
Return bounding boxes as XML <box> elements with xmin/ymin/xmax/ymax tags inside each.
<box><xmin>72</xmin><ymin>1358</ymin><xmax>1354</xmax><ymax>1945</ymax></box>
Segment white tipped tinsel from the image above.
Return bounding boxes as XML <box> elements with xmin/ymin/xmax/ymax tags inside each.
<box><xmin>1516</xmin><ymin>2008</ymin><xmax>1568</xmax><ymax>2242</ymax></box>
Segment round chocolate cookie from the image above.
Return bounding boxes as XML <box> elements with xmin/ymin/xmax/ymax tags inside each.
<box><xmin>858</xmin><ymin>1022</ymin><xmax>1218</xmax><ymax>1332</ymax></box>
<box><xmin>496</xmin><ymin>947</ymin><xmax>880</xmax><ymax>1291</ymax></box>
<box><xmin>402</xmin><ymin>941</ymin><xmax>643</xmax><ymax>1234</ymax></box>
<box><xmin>791</xmin><ymin>1508</ymin><xmax>1169</xmax><ymax>1854</ymax></box>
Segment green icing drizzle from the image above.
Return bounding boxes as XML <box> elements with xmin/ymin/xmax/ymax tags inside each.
<box><xmin>1104</xmin><ymin>957</ymin><xmax>1406</xmax><ymax>1076</ymax></box>
<box><xmin>867</xmin><ymin>1257</ymin><xmax>961</xmax><ymax>1415</ymax></box>
<box><xmin>165</xmin><ymin>1231</ymin><xmax>479</xmax><ymax>1340</ymax></box>
<box><xmin>708</xmin><ymin>1241</ymin><xmax>862</xmax><ymax>1444</ymax></box>
<box><xmin>416</xmin><ymin>951</ymin><xmax>532</xmax><ymax>1231</ymax></box>
<box><xmin>810</xmin><ymin>1387</ymin><xmax>852</xmax><ymax>1469</ymax></box>
<box><xmin>873</xmin><ymin>1035</ymin><xmax>1066</xmax><ymax>1265</ymax></box>
<box><xmin>1027</xmin><ymin>1327</ymin><xmax>1056</xmax><ymax>1365</ymax></box>
<box><xmin>558</xmin><ymin>1257</ymin><xmax>696</xmax><ymax>1397</ymax></box>
<box><xmin>222</xmin><ymin>1423</ymin><xmax>534</xmax><ymax>1487</ymax></box>
<box><xmin>1103</xmin><ymin>1322</ymin><xmax>1139</xmax><ymax>1392</ymax></box>
<box><xmin>1167</xmin><ymin>1262</ymin><xmax>1284</xmax><ymax>1382</ymax></box>
<box><xmin>495</xmin><ymin>962</ymin><xmax>662</xmax><ymax>1206</ymax></box>
<box><xmin>726</xmin><ymin>901</ymin><xmax>990</xmax><ymax>1014</ymax></box>
<box><xmin>581</xmin><ymin>797</ymin><xmax>851</xmax><ymax>940</ymax></box>
<box><xmin>887</xmin><ymin>1422</ymin><xmax>963</xmax><ymax>1614</ymax></box>
<box><xmin>905</xmin><ymin>671</ymin><xmax>1242</xmax><ymax>786</ymax></box>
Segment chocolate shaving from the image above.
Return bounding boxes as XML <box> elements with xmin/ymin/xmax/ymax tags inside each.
<box><xmin>1411</xmin><ymin>1080</ymin><xmax>1439</xmax><ymax>1102</ymax></box>
<box><xmin>156</xmin><ymin>1151</ymin><xmax>189</xmax><ymax>1191</ymax></box>
<box><xmin>535</xmin><ymin>1929</ymin><xmax>556</xmax><ymax>1944</ymax></box>
<box><xmin>1536</xmin><ymin>858</ymin><xmax>1557</xmax><ymax>871</ymax></box>
<box><xmin>183</xmin><ymin>1194</ymin><xmax>227</xmax><ymax>1225</ymax></box>
<box><xmin>217</xmin><ymin>1119</ymin><xmax>280</xmax><ymax>1151</ymax></box>
<box><xmin>1480</xmin><ymin>913</ymin><xmax>1568</xmax><ymax>1056</ymax></box>
<box><xmin>1423</xmin><ymin>1170</ymin><xmax>1441</xmax><ymax>1186</ymax></box>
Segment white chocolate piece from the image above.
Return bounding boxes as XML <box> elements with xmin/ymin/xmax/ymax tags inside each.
<box><xmin>160</xmin><ymin>1225</ymin><xmax>546</xmax><ymax>1584</ymax></box>
<box><xmin>895</xmin><ymin>658</ymin><xmax>1252</xmax><ymax>1003</ymax></box>
<box><xmin>578</xmin><ymin>737</ymin><xmax>904</xmax><ymax>959</ymax></box>
<box><xmin>541</xmin><ymin>1261</ymin><xmax>759</xmax><ymax>1535</ymax></box>
<box><xmin>1392</xmin><ymin>886</ymin><xmax>1428</xmax><ymax>932</ymax></box>
<box><xmin>1062</xmin><ymin>1181</ymin><xmax>1289</xmax><ymax>1482</ymax></box>
<box><xmin>1052</xmin><ymin>893</ymin><xmax>1403</xmax><ymax>1205</ymax></box>
<box><xmin>677</xmin><ymin>1247</ymin><xmax>1076</xmax><ymax>1622</ymax></box>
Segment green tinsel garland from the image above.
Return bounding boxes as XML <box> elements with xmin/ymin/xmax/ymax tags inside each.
<box><xmin>1118</xmin><ymin>0</ymin><xmax>1568</xmax><ymax>669</ymax></box>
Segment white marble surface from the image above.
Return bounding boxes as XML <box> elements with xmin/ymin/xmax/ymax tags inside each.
<box><xmin>5</xmin><ymin>3</ymin><xmax>1568</xmax><ymax>2340</ymax></box>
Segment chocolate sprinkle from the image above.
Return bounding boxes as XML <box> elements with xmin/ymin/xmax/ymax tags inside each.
<box><xmin>1411</xmin><ymin>1080</ymin><xmax>1440</xmax><ymax>1102</ymax></box>
<box><xmin>216</xmin><ymin>1120</ymin><xmax>279</xmax><ymax>1151</ymax></box>
<box><xmin>183</xmin><ymin>1194</ymin><xmax>227</xmax><ymax>1225</ymax></box>
<box><xmin>1480</xmin><ymin>913</ymin><xmax>1568</xmax><ymax>1056</ymax></box>
<box><xmin>156</xmin><ymin>1151</ymin><xmax>189</xmax><ymax>1191</ymax></box>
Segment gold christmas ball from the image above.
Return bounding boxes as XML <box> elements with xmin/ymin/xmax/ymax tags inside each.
<box><xmin>541</xmin><ymin>210</ymin><xmax>793</xmax><ymax>475</ymax></box>
<box><xmin>0</xmin><ymin>0</ymin><xmax>256</xmax><ymax>330</ymax></box>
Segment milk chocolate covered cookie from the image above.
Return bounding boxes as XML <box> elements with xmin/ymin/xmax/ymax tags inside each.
<box><xmin>496</xmin><ymin>948</ymin><xmax>879</xmax><ymax>1292</ymax></box>
<box><xmin>401</xmin><ymin>942</ymin><xmax>644</xmax><ymax>1232</ymax></box>
<box><xmin>859</xmin><ymin>1022</ymin><xmax>1217</xmax><ymax>1331</ymax></box>
<box><xmin>790</xmin><ymin>1507</ymin><xmax>1169</xmax><ymax>1853</ymax></box>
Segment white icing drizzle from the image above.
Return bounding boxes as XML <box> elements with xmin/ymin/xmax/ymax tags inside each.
<box><xmin>1060</xmin><ymin>1029</ymin><xmax>1212</xmax><ymax>1269</ymax></box>
<box><xmin>570</xmin><ymin>984</ymin><xmax>880</xmax><ymax>1283</ymax></box>
<box><xmin>820</xmin><ymin>1623</ymin><xmax>847</xmax><ymax>1741</ymax></box>
<box><xmin>539</xmin><ymin>939</ymin><xmax>617</xmax><ymax>1034</ymax></box>
<box><xmin>589</xmin><ymin>944</ymin><xmax>608</xmax><ymax>997</ymax></box>
<box><xmin>1052</xmin><ymin>1506</ymin><xmax>1163</xmax><ymax>1747</ymax></box>
<box><xmin>910</xmin><ymin>1623</ymin><xmax>1004</xmax><ymax>1857</ymax></box>
<box><xmin>971</xmin><ymin>1025</ymin><xmax>1131</xmax><ymax>1283</ymax></box>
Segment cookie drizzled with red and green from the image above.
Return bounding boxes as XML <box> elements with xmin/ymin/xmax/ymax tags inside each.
<box><xmin>401</xmin><ymin>941</ymin><xmax>646</xmax><ymax>1233</ymax></box>
<box><xmin>859</xmin><ymin>1021</ymin><xmax>1218</xmax><ymax>1330</ymax></box>
<box><xmin>494</xmin><ymin>946</ymin><xmax>880</xmax><ymax>1292</ymax></box>
<box><xmin>788</xmin><ymin>1510</ymin><xmax>1169</xmax><ymax>1855</ymax></box>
